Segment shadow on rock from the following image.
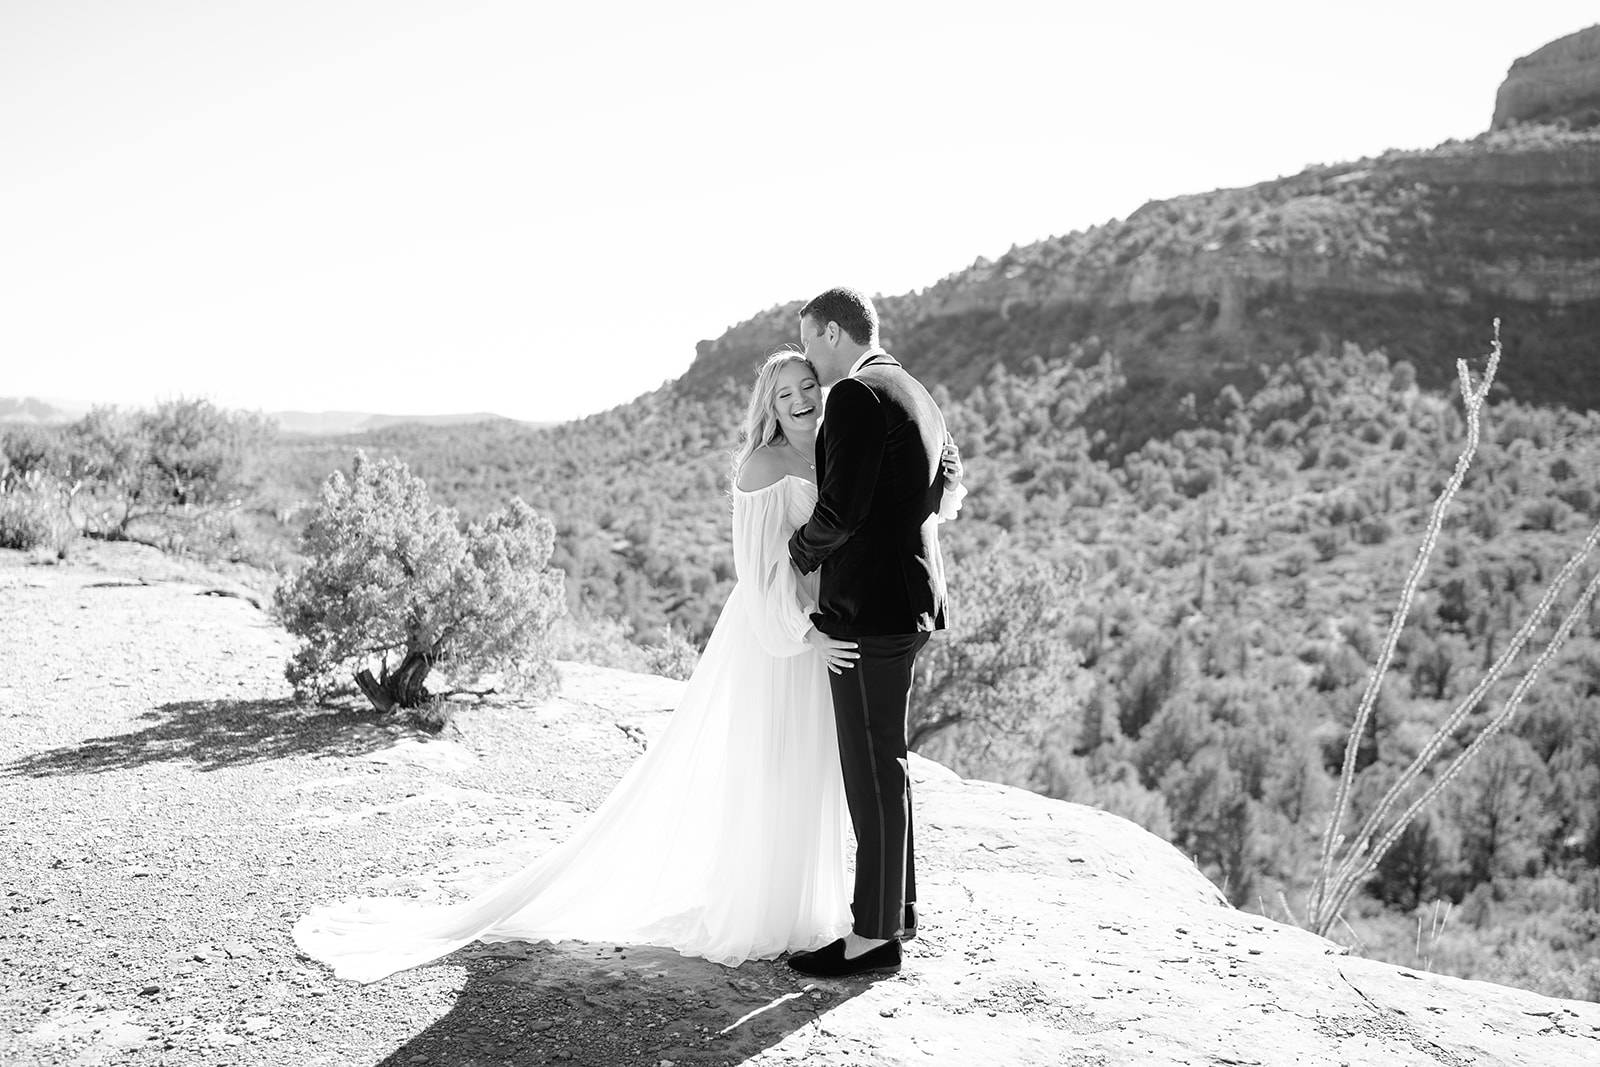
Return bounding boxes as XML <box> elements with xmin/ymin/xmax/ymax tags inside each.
<box><xmin>4</xmin><ymin>698</ymin><xmax>401</xmax><ymax>777</ymax></box>
<box><xmin>375</xmin><ymin>940</ymin><xmax>875</xmax><ymax>1067</ymax></box>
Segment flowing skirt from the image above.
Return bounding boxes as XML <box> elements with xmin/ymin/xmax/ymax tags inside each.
<box><xmin>293</xmin><ymin>581</ymin><xmax>852</xmax><ymax>983</ymax></box>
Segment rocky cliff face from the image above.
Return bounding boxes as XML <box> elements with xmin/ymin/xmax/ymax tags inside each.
<box><xmin>683</xmin><ymin>29</ymin><xmax>1600</xmax><ymax>414</ymax></box>
<box><xmin>1493</xmin><ymin>24</ymin><xmax>1600</xmax><ymax>130</ymax></box>
<box><xmin>911</xmin><ymin>130</ymin><xmax>1600</xmax><ymax>320</ymax></box>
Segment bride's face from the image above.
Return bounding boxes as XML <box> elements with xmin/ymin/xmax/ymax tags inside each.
<box><xmin>773</xmin><ymin>361</ymin><xmax>821</xmax><ymax>439</ymax></box>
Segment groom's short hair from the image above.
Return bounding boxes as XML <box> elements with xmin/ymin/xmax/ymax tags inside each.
<box><xmin>801</xmin><ymin>287</ymin><xmax>879</xmax><ymax>346</ymax></box>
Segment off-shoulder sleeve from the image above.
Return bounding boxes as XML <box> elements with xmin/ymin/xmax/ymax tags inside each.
<box><xmin>937</xmin><ymin>482</ymin><xmax>967</xmax><ymax>523</ymax></box>
<box><xmin>733</xmin><ymin>487</ymin><xmax>815</xmax><ymax>658</ymax></box>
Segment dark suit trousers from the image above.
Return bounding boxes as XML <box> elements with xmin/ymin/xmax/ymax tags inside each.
<box><xmin>828</xmin><ymin>631</ymin><xmax>929</xmax><ymax>940</ymax></box>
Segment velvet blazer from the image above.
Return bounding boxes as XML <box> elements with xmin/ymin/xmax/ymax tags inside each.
<box><xmin>788</xmin><ymin>353</ymin><xmax>950</xmax><ymax>637</ymax></box>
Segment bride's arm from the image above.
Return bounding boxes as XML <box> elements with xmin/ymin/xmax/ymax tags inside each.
<box><xmin>732</xmin><ymin>487</ymin><xmax>817</xmax><ymax>659</ymax></box>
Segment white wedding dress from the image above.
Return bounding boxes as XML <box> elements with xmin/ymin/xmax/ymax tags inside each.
<box><xmin>294</xmin><ymin>474</ymin><xmax>854</xmax><ymax>982</ymax></box>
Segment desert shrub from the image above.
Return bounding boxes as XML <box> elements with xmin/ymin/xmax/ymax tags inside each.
<box><xmin>1366</xmin><ymin>814</ymin><xmax>1453</xmax><ymax>910</ymax></box>
<box><xmin>1410</xmin><ymin>633</ymin><xmax>1468</xmax><ymax>700</ymax></box>
<box><xmin>1232</xmin><ymin>555</ymin><xmax>1268</xmax><ymax>586</ymax></box>
<box><xmin>1325</xmin><ymin>446</ymin><xmax>1356</xmax><ymax>470</ymax></box>
<box><xmin>1135</xmin><ymin>691</ymin><xmax>1220</xmax><ymax>787</ymax></box>
<box><xmin>1556</xmin><ymin>484</ymin><xmax>1595</xmax><ymax>515</ymax></box>
<box><xmin>1356</xmin><ymin>518</ymin><xmax>1394</xmax><ymax>545</ymax></box>
<box><xmin>140</xmin><ymin>398</ymin><xmax>273</xmax><ymax>507</ymax></box>
<box><xmin>1037</xmin><ymin>752</ymin><xmax>1173</xmax><ymax>837</ymax></box>
<box><xmin>1160</xmin><ymin>745</ymin><xmax>1255</xmax><ymax>903</ymax></box>
<box><xmin>0</xmin><ymin>490</ymin><xmax>75</xmax><ymax>554</ymax></box>
<box><xmin>1450</xmin><ymin>735</ymin><xmax>1557</xmax><ymax>886</ymax></box>
<box><xmin>1311</xmin><ymin>530</ymin><xmax>1343</xmax><ymax>561</ymax></box>
<box><xmin>1311</xmin><ymin>642</ymin><xmax>1368</xmax><ymax>693</ymax></box>
<box><xmin>274</xmin><ymin>453</ymin><xmax>566</xmax><ymax>719</ymax></box>
<box><xmin>1468</xmin><ymin>498</ymin><xmax>1504</xmax><ymax>540</ymax></box>
<box><xmin>1153</xmin><ymin>539</ymin><xmax>1190</xmax><ymax>568</ymax></box>
<box><xmin>1390</xmin><ymin>361</ymin><xmax>1418</xmax><ymax>393</ymax></box>
<box><xmin>1113</xmin><ymin>629</ymin><xmax>1192</xmax><ymax>741</ymax></box>
<box><xmin>1279</xmin><ymin>547</ymin><xmax>1313</xmax><ymax>577</ymax></box>
<box><xmin>1521</xmin><ymin>498</ymin><xmax>1572</xmax><ymax>532</ymax></box>
<box><xmin>1262</xmin><ymin>419</ymin><xmax>1299</xmax><ymax>448</ymax></box>
<box><xmin>60</xmin><ymin>408</ymin><xmax>150</xmax><ymax>533</ymax></box>
<box><xmin>911</xmin><ymin>543</ymin><xmax>1084</xmax><ymax>780</ymax></box>
<box><xmin>1478</xmin><ymin>936</ymin><xmax>1600</xmax><ymax>1003</ymax></box>
<box><xmin>643</xmin><ymin>624</ymin><xmax>701</xmax><ymax>681</ymax></box>
<box><xmin>62</xmin><ymin>400</ymin><xmax>272</xmax><ymax>542</ymax></box>
<box><xmin>545</xmin><ymin>612</ymin><xmax>704</xmax><ymax>681</ymax></box>
<box><xmin>1176</xmin><ymin>463</ymin><xmax>1221</xmax><ymax>498</ymax></box>
<box><xmin>546</xmin><ymin>614</ymin><xmax>647</xmax><ymax>672</ymax></box>
<box><xmin>0</xmin><ymin>427</ymin><xmax>63</xmax><ymax>490</ymax></box>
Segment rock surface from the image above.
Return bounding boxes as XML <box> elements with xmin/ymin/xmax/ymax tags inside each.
<box><xmin>1493</xmin><ymin>24</ymin><xmax>1600</xmax><ymax>130</ymax></box>
<box><xmin>4</xmin><ymin>541</ymin><xmax>1600</xmax><ymax>1066</ymax></box>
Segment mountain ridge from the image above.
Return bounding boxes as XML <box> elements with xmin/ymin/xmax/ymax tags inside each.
<box><xmin>0</xmin><ymin>399</ymin><xmax>543</xmax><ymax>437</ymax></box>
<box><xmin>268</xmin><ymin>410</ymin><xmax>545</xmax><ymax>436</ymax></box>
<box><xmin>0</xmin><ymin>397</ymin><xmax>87</xmax><ymax>426</ymax></box>
<box><xmin>681</xmin><ymin>28</ymin><xmax>1600</xmax><ymax>418</ymax></box>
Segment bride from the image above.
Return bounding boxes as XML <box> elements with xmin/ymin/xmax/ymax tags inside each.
<box><xmin>293</xmin><ymin>351</ymin><xmax>963</xmax><ymax>982</ymax></box>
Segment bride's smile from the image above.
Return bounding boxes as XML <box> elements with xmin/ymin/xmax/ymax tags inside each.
<box><xmin>774</xmin><ymin>363</ymin><xmax>822</xmax><ymax>445</ymax></box>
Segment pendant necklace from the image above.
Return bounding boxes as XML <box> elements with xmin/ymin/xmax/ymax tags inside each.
<box><xmin>786</xmin><ymin>439</ymin><xmax>816</xmax><ymax>470</ymax></box>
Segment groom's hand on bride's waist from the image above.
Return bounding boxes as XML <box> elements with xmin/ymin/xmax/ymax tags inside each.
<box><xmin>805</xmin><ymin>626</ymin><xmax>859</xmax><ymax>674</ymax></box>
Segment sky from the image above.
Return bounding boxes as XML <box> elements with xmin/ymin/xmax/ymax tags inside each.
<box><xmin>2</xmin><ymin>1</ymin><xmax>1596</xmax><ymax>423</ymax></box>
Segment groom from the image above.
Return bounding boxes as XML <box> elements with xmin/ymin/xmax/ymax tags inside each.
<box><xmin>787</xmin><ymin>286</ymin><xmax>950</xmax><ymax>978</ymax></box>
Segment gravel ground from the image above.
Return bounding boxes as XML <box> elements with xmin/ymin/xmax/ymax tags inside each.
<box><xmin>0</xmin><ymin>541</ymin><xmax>848</xmax><ymax>1067</ymax></box>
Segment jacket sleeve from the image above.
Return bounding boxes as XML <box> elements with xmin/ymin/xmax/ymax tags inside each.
<box><xmin>789</xmin><ymin>378</ymin><xmax>885</xmax><ymax>575</ymax></box>
<box><xmin>733</xmin><ymin>488</ymin><xmax>816</xmax><ymax>658</ymax></box>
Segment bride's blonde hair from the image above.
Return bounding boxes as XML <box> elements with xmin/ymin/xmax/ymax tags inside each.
<box><xmin>730</xmin><ymin>350</ymin><xmax>819</xmax><ymax>486</ymax></box>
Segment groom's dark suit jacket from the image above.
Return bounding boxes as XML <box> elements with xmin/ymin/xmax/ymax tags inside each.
<box><xmin>789</xmin><ymin>353</ymin><xmax>950</xmax><ymax>638</ymax></box>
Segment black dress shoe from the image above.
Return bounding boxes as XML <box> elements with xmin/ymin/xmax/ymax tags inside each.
<box><xmin>786</xmin><ymin>937</ymin><xmax>902</xmax><ymax>977</ymax></box>
<box><xmin>900</xmin><ymin>903</ymin><xmax>918</xmax><ymax>942</ymax></box>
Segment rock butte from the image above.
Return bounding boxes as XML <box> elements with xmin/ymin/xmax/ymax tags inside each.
<box><xmin>1493</xmin><ymin>24</ymin><xmax>1600</xmax><ymax>131</ymax></box>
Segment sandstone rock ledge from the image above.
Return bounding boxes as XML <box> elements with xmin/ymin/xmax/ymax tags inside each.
<box><xmin>436</xmin><ymin>664</ymin><xmax>1600</xmax><ymax>1067</ymax></box>
<box><xmin>5</xmin><ymin>539</ymin><xmax>1596</xmax><ymax>1066</ymax></box>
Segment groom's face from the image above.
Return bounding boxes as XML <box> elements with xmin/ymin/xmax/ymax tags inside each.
<box><xmin>799</xmin><ymin>314</ymin><xmax>841</xmax><ymax>383</ymax></box>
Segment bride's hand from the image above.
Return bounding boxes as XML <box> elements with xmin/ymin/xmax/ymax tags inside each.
<box><xmin>805</xmin><ymin>627</ymin><xmax>859</xmax><ymax>674</ymax></box>
<box><xmin>941</xmin><ymin>433</ymin><xmax>964</xmax><ymax>488</ymax></box>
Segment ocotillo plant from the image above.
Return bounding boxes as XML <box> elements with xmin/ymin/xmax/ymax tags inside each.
<box><xmin>1307</xmin><ymin>322</ymin><xmax>1600</xmax><ymax>937</ymax></box>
